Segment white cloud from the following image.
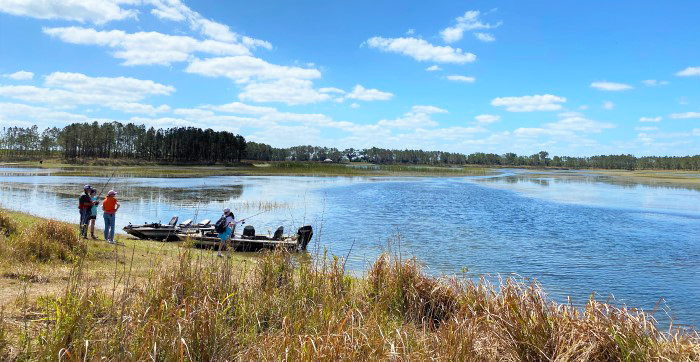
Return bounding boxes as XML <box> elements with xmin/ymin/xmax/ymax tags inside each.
<box><xmin>238</xmin><ymin>78</ymin><xmax>331</xmax><ymax>105</ymax></box>
<box><xmin>350</xmin><ymin>103</ymin><xmax>360</xmax><ymax>109</ymax></box>
<box><xmin>0</xmin><ymin>0</ymin><xmax>138</xmax><ymax>25</ymax></box>
<box><xmin>44</xmin><ymin>27</ymin><xmax>253</xmax><ymax>66</ymax></box>
<box><xmin>426</xmin><ymin>65</ymin><xmax>442</xmax><ymax>71</ymax></box>
<box><xmin>345</xmin><ymin>85</ymin><xmax>394</xmax><ymax>101</ymax></box>
<box><xmin>642</xmin><ymin>79</ymin><xmax>669</xmax><ymax>86</ymax></box>
<box><xmin>603</xmin><ymin>101</ymin><xmax>614</xmax><ymax>110</ymax></box>
<box><xmin>186</xmin><ymin>56</ymin><xmax>321</xmax><ymax>82</ymax></box>
<box><xmin>676</xmin><ymin>67</ymin><xmax>700</xmax><ymax>77</ymax></box>
<box><xmin>475</xmin><ymin>114</ymin><xmax>500</xmax><ymax>123</ymax></box>
<box><xmin>3</xmin><ymin>71</ymin><xmax>34</xmax><ymax>80</ymax></box>
<box><xmin>365</xmin><ymin>37</ymin><xmax>476</xmax><ymax>64</ymax></box>
<box><xmin>204</xmin><ymin>102</ymin><xmax>276</xmax><ymax>115</ymax></box>
<box><xmin>635</xmin><ymin>126</ymin><xmax>658</xmax><ymax>131</ymax></box>
<box><xmin>377</xmin><ymin>105</ymin><xmax>447</xmax><ymax>128</ymax></box>
<box><xmin>474</xmin><ymin>32</ymin><xmax>495</xmax><ymax>42</ymax></box>
<box><xmin>147</xmin><ymin>0</ymin><xmax>270</xmax><ymax>48</ymax></box>
<box><xmin>446</xmin><ymin>75</ymin><xmax>475</xmax><ymax>83</ymax></box>
<box><xmin>639</xmin><ymin>116</ymin><xmax>662</xmax><ymax>122</ymax></box>
<box><xmin>45</xmin><ymin>72</ymin><xmax>174</xmax><ymax>98</ymax></box>
<box><xmin>543</xmin><ymin>116</ymin><xmax>615</xmax><ymax>133</ymax></box>
<box><xmin>579</xmin><ymin>105</ymin><xmax>589</xmax><ymax>110</ymax></box>
<box><xmin>669</xmin><ymin>112</ymin><xmax>700</xmax><ymax>119</ymax></box>
<box><xmin>491</xmin><ymin>94</ymin><xmax>566</xmax><ymax>112</ymax></box>
<box><xmin>108</xmin><ymin>102</ymin><xmax>170</xmax><ymax>115</ymax></box>
<box><xmin>406</xmin><ymin>29</ymin><xmax>415</xmax><ymax>35</ymax></box>
<box><xmin>0</xmin><ymin>72</ymin><xmax>174</xmax><ymax>114</ymax></box>
<box><xmin>440</xmin><ymin>10</ymin><xmax>501</xmax><ymax>43</ymax></box>
<box><xmin>318</xmin><ymin>87</ymin><xmax>345</xmax><ymax>94</ymax></box>
<box><xmin>590</xmin><ymin>82</ymin><xmax>633</xmax><ymax>91</ymax></box>
<box><xmin>0</xmin><ymin>102</ymin><xmax>95</xmax><ymax>125</ymax></box>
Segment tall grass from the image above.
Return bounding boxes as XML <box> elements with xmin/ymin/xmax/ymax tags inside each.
<box><xmin>0</xmin><ymin>211</ymin><xmax>85</xmax><ymax>262</ymax></box>
<box><xmin>2</xmin><ymin>246</ymin><xmax>699</xmax><ymax>361</ymax></box>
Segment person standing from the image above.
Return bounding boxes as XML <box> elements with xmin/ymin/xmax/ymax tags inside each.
<box><xmin>102</xmin><ymin>190</ymin><xmax>120</xmax><ymax>244</ymax></box>
<box><xmin>88</xmin><ymin>188</ymin><xmax>99</xmax><ymax>239</ymax></box>
<box><xmin>217</xmin><ymin>208</ymin><xmax>238</xmax><ymax>257</ymax></box>
<box><xmin>78</xmin><ymin>184</ymin><xmax>93</xmax><ymax>238</ymax></box>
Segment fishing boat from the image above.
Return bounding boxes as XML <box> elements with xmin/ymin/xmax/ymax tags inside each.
<box><xmin>123</xmin><ymin>215</ymin><xmax>313</xmax><ymax>251</ymax></box>
<box><xmin>181</xmin><ymin>225</ymin><xmax>314</xmax><ymax>252</ymax></box>
<box><xmin>123</xmin><ymin>216</ymin><xmax>215</xmax><ymax>241</ymax></box>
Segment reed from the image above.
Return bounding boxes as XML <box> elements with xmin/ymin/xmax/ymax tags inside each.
<box><xmin>1</xmin><ymin>210</ymin><xmax>698</xmax><ymax>361</ymax></box>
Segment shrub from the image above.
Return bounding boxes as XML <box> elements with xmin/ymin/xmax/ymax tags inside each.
<box><xmin>13</xmin><ymin>220</ymin><xmax>85</xmax><ymax>262</ymax></box>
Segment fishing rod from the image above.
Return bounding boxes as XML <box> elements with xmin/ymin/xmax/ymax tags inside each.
<box><xmin>237</xmin><ymin>209</ymin><xmax>270</xmax><ymax>223</ymax></box>
<box><xmin>96</xmin><ymin>171</ymin><xmax>116</xmax><ymax>199</ymax></box>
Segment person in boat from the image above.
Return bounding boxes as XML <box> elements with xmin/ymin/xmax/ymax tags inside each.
<box><xmin>217</xmin><ymin>208</ymin><xmax>239</xmax><ymax>257</ymax></box>
<box><xmin>78</xmin><ymin>184</ymin><xmax>94</xmax><ymax>238</ymax></box>
<box><xmin>87</xmin><ymin>188</ymin><xmax>99</xmax><ymax>239</ymax></box>
<box><xmin>102</xmin><ymin>190</ymin><xmax>120</xmax><ymax>244</ymax></box>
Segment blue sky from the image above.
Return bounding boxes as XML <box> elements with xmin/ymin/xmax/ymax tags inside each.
<box><xmin>1</xmin><ymin>0</ymin><xmax>699</xmax><ymax>156</ymax></box>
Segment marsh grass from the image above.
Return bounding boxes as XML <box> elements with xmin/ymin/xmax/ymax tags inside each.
<box><xmin>5</xmin><ymin>219</ymin><xmax>86</xmax><ymax>263</ymax></box>
<box><xmin>1</xmin><ymin>210</ymin><xmax>699</xmax><ymax>361</ymax></box>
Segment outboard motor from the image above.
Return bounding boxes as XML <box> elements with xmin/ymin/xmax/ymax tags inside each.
<box><xmin>296</xmin><ymin>225</ymin><xmax>313</xmax><ymax>250</ymax></box>
<box><xmin>272</xmin><ymin>226</ymin><xmax>284</xmax><ymax>240</ymax></box>
<box><xmin>242</xmin><ymin>225</ymin><xmax>255</xmax><ymax>239</ymax></box>
<box><xmin>168</xmin><ymin>216</ymin><xmax>179</xmax><ymax>227</ymax></box>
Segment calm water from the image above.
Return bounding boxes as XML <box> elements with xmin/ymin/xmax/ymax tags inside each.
<box><xmin>1</xmin><ymin>167</ymin><xmax>699</xmax><ymax>327</ymax></box>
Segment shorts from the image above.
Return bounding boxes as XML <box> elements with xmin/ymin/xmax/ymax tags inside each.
<box><xmin>219</xmin><ymin>226</ymin><xmax>232</xmax><ymax>242</ymax></box>
<box><xmin>88</xmin><ymin>215</ymin><xmax>97</xmax><ymax>220</ymax></box>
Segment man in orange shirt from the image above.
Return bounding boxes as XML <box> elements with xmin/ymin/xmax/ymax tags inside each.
<box><xmin>102</xmin><ymin>190</ymin><xmax>120</xmax><ymax>243</ymax></box>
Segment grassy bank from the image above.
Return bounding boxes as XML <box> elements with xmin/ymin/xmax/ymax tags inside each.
<box><xmin>2</xmin><ymin>159</ymin><xmax>487</xmax><ymax>177</ymax></box>
<box><xmin>1</xmin><ymin>210</ymin><xmax>699</xmax><ymax>360</ymax></box>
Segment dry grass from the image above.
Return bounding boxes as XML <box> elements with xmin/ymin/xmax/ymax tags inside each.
<box><xmin>0</xmin><ymin>210</ymin><xmax>699</xmax><ymax>361</ymax></box>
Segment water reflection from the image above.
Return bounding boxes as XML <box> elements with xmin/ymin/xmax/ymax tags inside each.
<box><xmin>1</xmin><ymin>167</ymin><xmax>700</xmax><ymax>328</ymax></box>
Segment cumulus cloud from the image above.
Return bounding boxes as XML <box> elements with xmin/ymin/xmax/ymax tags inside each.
<box><xmin>475</xmin><ymin>114</ymin><xmax>500</xmax><ymax>123</ymax></box>
<box><xmin>365</xmin><ymin>37</ymin><xmax>476</xmax><ymax>64</ymax></box>
<box><xmin>3</xmin><ymin>71</ymin><xmax>34</xmax><ymax>80</ymax></box>
<box><xmin>590</xmin><ymin>81</ymin><xmax>633</xmax><ymax>91</ymax></box>
<box><xmin>603</xmin><ymin>101</ymin><xmax>614</xmax><ymax>110</ymax></box>
<box><xmin>0</xmin><ymin>0</ymin><xmax>138</xmax><ymax>24</ymax></box>
<box><xmin>204</xmin><ymin>102</ymin><xmax>276</xmax><ymax>114</ymax></box>
<box><xmin>318</xmin><ymin>87</ymin><xmax>345</xmax><ymax>94</ymax></box>
<box><xmin>378</xmin><ymin>105</ymin><xmax>447</xmax><ymax>128</ymax></box>
<box><xmin>676</xmin><ymin>67</ymin><xmax>700</xmax><ymax>76</ymax></box>
<box><xmin>440</xmin><ymin>10</ymin><xmax>501</xmax><ymax>43</ymax></box>
<box><xmin>44</xmin><ymin>27</ymin><xmax>253</xmax><ymax>66</ymax></box>
<box><xmin>426</xmin><ymin>65</ymin><xmax>442</xmax><ymax>71</ymax></box>
<box><xmin>185</xmin><ymin>56</ymin><xmax>321</xmax><ymax>82</ymax></box>
<box><xmin>345</xmin><ymin>85</ymin><xmax>394</xmax><ymax>101</ymax></box>
<box><xmin>474</xmin><ymin>32</ymin><xmax>495</xmax><ymax>42</ymax></box>
<box><xmin>642</xmin><ymin>79</ymin><xmax>669</xmax><ymax>86</ymax></box>
<box><xmin>0</xmin><ymin>72</ymin><xmax>174</xmax><ymax>114</ymax></box>
<box><xmin>635</xmin><ymin>126</ymin><xmax>658</xmax><ymax>131</ymax></box>
<box><xmin>491</xmin><ymin>94</ymin><xmax>566</xmax><ymax>112</ymax></box>
<box><xmin>350</xmin><ymin>103</ymin><xmax>360</xmax><ymax>108</ymax></box>
<box><xmin>446</xmin><ymin>75</ymin><xmax>475</xmax><ymax>83</ymax></box>
<box><xmin>639</xmin><ymin>116</ymin><xmax>662</xmax><ymax>122</ymax></box>
<box><xmin>669</xmin><ymin>112</ymin><xmax>700</xmax><ymax>119</ymax></box>
<box><xmin>238</xmin><ymin>78</ymin><xmax>331</xmax><ymax>105</ymax></box>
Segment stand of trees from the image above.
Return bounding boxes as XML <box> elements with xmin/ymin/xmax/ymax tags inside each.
<box><xmin>2</xmin><ymin>123</ymin><xmax>700</xmax><ymax>170</ymax></box>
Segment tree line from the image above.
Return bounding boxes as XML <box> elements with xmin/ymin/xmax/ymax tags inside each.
<box><xmin>2</xmin><ymin>123</ymin><xmax>700</xmax><ymax>170</ymax></box>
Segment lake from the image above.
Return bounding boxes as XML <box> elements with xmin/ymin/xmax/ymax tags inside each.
<box><xmin>1</xmin><ymin>167</ymin><xmax>699</xmax><ymax>328</ymax></box>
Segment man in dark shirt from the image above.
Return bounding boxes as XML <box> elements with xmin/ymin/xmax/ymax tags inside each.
<box><xmin>78</xmin><ymin>184</ymin><xmax>93</xmax><ymax>238</ymax></box>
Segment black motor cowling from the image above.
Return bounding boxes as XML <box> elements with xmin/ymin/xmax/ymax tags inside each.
<box><xmin>242</xmin><ymin>225</ymin><xmax>255</xmax><ymax>238</ymax></box>
<box><xmin>273</xmin><ymin>226</ymin><xmax>284</xmax><ymax>240</ymax></box>
<box><xmin>296</xmin><ymin>225</ymin><xmax>313</xmax><ymax>250</ymax></box>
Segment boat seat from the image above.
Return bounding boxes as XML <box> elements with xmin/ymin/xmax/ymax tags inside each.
<box><xmin>198</xmin><ymin>219</ymin><xmax>211</xmax><ymax>226</ymax></box>
<box><xmin>180</xmin><ymin>219</ymin><xmax>192</xmax><ymax>227</ymax></box>
<box><xmin>168</xmin><ymin>216</ymin><xmax>179</xmax><ymax>226</ymax></box>
<box><xmin>273</xmin><ymin>226</ymin><xmax>284</xmax><ymax>240</ymax></box>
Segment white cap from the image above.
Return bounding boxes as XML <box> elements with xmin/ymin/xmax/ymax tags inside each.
<box><xmin>84</xmin><ymin>184</ymin><xmax>92</xmax><ymax>190</ymax></box>
<box><xmin>223</xmin><ymin>208</ymin><xmax>231</xmax><ymax>213</ymax></box>
<box><xmin>107</xmin><ymin>190</ymin><xmax>117</xmax><ymax>196</ymax></box>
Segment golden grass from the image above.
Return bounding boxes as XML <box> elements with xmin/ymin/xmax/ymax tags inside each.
<box><xmin>0</xmin><ymin>210</ymin><xmax>699</xmax><ymax>361</ymax></box>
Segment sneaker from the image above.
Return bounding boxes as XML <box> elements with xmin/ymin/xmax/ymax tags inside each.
<box><xmin>108</xmin><ymin>240</ymin><xmax>116</xmax><ymax>244</ymax></box>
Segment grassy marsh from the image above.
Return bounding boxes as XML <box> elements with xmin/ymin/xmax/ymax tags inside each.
<box><xmin>1</xmin><ymin>210</ymin><xmax>699</xmax><ymax>360</ymax></box>
<box><xmin>3</xmin><ymin>160</ymin><xmax>487</xmax><ymax>178</ymax></box>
